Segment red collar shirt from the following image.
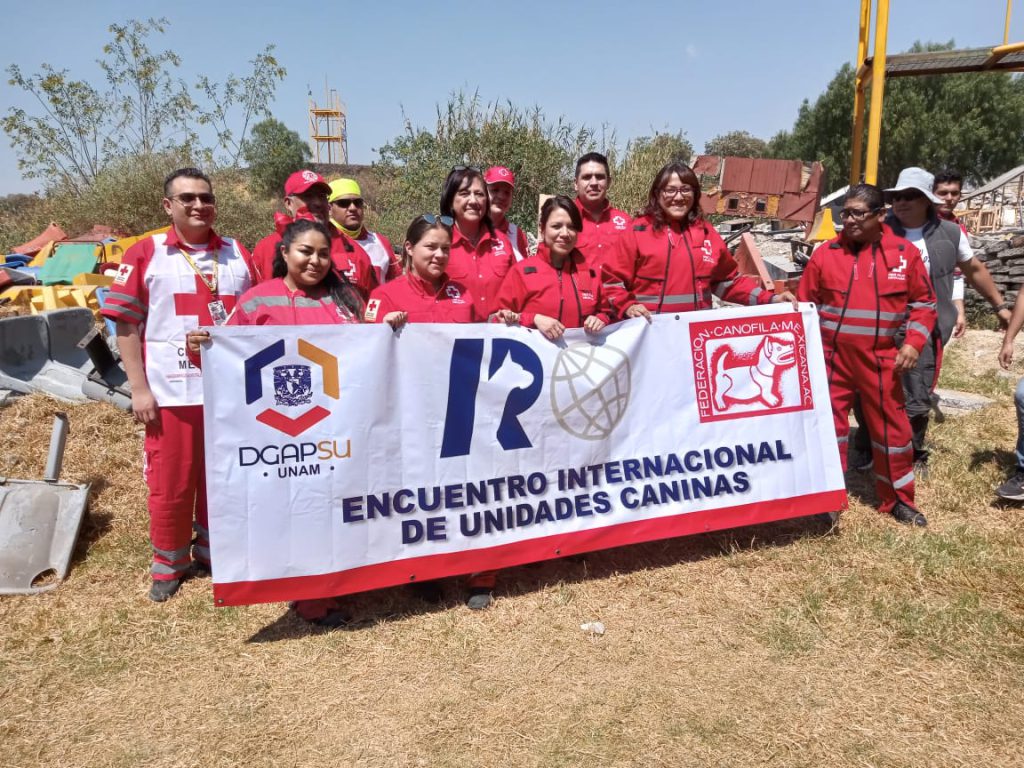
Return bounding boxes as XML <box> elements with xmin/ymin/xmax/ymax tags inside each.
<box><xmin>252</xmin><ymin>229</ymin><xmax>378</xmax><ymax>300</ymax></box>
<box><xmin>444</xmin><ymin>225</ymin><xmax>515</xmax><ymax>320</ymax></box>
<box><xmin>364</xmin><ymin>272</ymin><xmax>481</xmax><ymax>324</ymax></box>
<box><xmin>494</xmin><ymin>244</ymin><xmax>610</xmax><ymax>328</ymax></box>
<box><xmin>602</xmin><ymin>215</ymin><xmax>773</xmax><ymax>317</ymax></box>
<box><xmin>574</xmin><ymin>197</ymin><xmax>631</xmax><ymax>272</ymax></box>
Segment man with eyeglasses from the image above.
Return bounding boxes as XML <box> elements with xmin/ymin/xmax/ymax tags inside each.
<box><xmin>798</xmin><ymin>183</ymin><xmax>936</xmax><ymax>526</ymax></box>
<box><xmin>484</xmin><ymin>166</ymin><xmax>530</xmax><ymax>262</ymax></box>
<box><xmin>573</xmin><ymin>152</ymin><xmax>631</xmax><ymax>272</ymax></box>
<box><xmin>328</xmin><ymin>178</ymin><xmax>401</xmax><ymax>285</ymax></box>
<box><xmin>862</xmin><ymin>167</ymin><xmax>1011</xmax><ymax>477</ymax></box>
<box><xmin>102</xmin><ymin>167</ymin><xmax>255</xmax><ymax>601</ymax></box>
<box><xmin>252</xmin><ymin>170</ymin><xmax>377</xmax><ymax>300</ymax></box>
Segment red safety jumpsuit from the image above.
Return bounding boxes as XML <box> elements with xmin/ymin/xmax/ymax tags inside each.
<box><xmin>101</xmin><ymin>228</ymin><xmax>254</xmax><ymax>583</ymax></box>
<box><xmin>364</xmin><ymin>272</ymin><xmax>482</xmax><ymax>323</ymax></box>
<box><xmin>603</xmin><ymin>215</ymin><xmax>773</xmax><ymax>318</ymax></box>
<box><xmin>445</xmin><ymin>225</ymin><xmax>515</xmax><ymax>320</ymax></box>
<box><xmin>797</xmin><ymin>231</ymin><xmax>936</xmax><ymax>514</ymax></box>
<box><xmin>251</xmin><ymin>217</ymin><xmax>377</xmax><ymax>300</ymax></box>
<box><xmin>493</xmin><ymin>244</ymin><xmax>611</xmax><ymax>327</ymax></box>
<box><xmin>574</xmin><ymin>198</ymin><xmax>631</xmax><ymax>272</ymax></box>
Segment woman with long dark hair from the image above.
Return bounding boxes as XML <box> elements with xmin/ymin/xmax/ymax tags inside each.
<box><xmin>603</xmin><ymin>160</ymin><xmax>795</xmax><ymax>319</ymax></box>
<box><xmin>438</xmin><ymin>166</ymin><xmax>516</xmax><ymax>321</ymax></box>
<box><xmin>494</xmin><ymin>195</ymin><xmax>610</xmax><ymax>339</ymax></box>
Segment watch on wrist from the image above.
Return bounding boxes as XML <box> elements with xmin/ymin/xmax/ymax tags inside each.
<box><xmin>994</xmin><ymin>301</ymin><xmax>1012</xmax><ymax>313</ymax></box>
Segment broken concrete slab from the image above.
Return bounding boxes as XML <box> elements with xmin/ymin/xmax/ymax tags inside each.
<box><xmin>934</xmin><ymin>388</ymin><xmax>996</xmax><ymax>412</ymax></box>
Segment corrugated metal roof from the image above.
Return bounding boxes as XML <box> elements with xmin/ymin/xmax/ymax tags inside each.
<box><xmin>719</xmin><ymin>157</ymin><xmax>807</xmax><ymax>195</ymax></box>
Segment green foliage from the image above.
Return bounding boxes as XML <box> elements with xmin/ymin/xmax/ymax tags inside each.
<box><xmin>3</xmin><ymin>17</ymin><xmax>285</xmax><ymax>194</ymax></box>
<box><xmin>373</xmin><ymin>91</ymin><xmax>595</xmax><ymax>244</ymax></box>
<box><xmin>703</xmin><ymin>130</ymin><xmax>768</xmax><ymax>159</ymax></box>
<box><xmin>611</xmin><ymin>132</ymin><xmax>694</xmax><ymax>217</ymax></box>
<box><xmin>242</xmin><ymin>118</ymin><xmax>311</xmax><ymax>200</ymax></box>
<box><xmin>768</xmin><ymin>41</ymin><xmax>1024</xmax><ymax>186</ymax></box>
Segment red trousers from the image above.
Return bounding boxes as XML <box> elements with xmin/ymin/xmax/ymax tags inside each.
<box><xmin>143</xmin><ymin>405</ymin><xmax>209</xmax><ymax>580</ymax></box>
<box><xmin>827</xmin><ymin>343</ymin><xmax>916</xmax><ymax>513</ymax></box>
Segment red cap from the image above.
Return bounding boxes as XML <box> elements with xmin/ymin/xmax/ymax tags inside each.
<box><xmin>284</xmin><ymin>170</ymin><xmax>331</xmax><ymax>197</ymax></box>
<box><xmin>484</xmin><ymin>166</ymin><xmax>515</xmax><ymax>187</ymax></box>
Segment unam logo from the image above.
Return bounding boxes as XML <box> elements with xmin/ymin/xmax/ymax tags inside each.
<box><xmin>245</xmin><ymin>338</ymin><xmax>339</xmax><ymax>436</ymax></box>
<box><xmin>690</xmin><ymin>316</ymin><xmax>813</xmax><ymax>422</ymax></box>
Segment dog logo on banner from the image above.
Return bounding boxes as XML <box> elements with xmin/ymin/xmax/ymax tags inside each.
<box><xmin>244</xmin><ymin>339</ymin><xmax>339</xmax><ymax>436</ymax></box>
<box><xmin>689</xmin><ymin>316</ymin><xmax>813</xmax><ymax>422</ymax></box>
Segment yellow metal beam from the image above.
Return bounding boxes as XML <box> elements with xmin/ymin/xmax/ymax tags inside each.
<box><xmin>1006</xmin><ymin>0</ymin><xmax>1013</xmax><ymax>45</ymax></box>
<box><xmin>850</xmin><ymin>0</ymin><xmax>872</xmax><ymax>185</ymax></box>
<box><xmin>865</xmin><ymin>0</ymin><xmax>891</xmax><ymax>185</ymax></box>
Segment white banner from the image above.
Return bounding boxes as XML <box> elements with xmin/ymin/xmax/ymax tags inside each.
<box><xmin>203</xmin><ymin>305</ymin><xmax>845</xmax><ymax>606</ymax></box>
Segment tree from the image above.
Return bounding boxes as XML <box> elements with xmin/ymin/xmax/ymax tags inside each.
<box><xmin>243</xmin><ymin>118</ymin><xmax>311</xmax><ymax>199</ymax></box>
<box><xmin>3</xmin><ymin>18</ymin><xmax>287</xmax><ymax>193</ymax></box>
<box><xmin>196</xmin><ymin>46</ymin><xmax>287</xmax><ymax>165</ymax></box>
<box><xmin>373</xmin><ymin>91</ymin><xmax>595</xmax><ymax>243</ymax></box>
<box><xmin>612</xmin><ymin>132</ymin><xmax>694</xmax><ymax>217</ymax></box>
<box><xmin>704</xmin><ymin>130</ymin><xmax>768</xmax><ymax>158</ymax></box>
<box><xmin>768</xmin><ymin>41</ymin><xmax>1024</xmax><ymax>186</ymax></box>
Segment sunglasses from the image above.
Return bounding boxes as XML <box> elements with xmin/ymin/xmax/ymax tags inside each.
<box><xmin>170</xmin><ymin>192</ymin><xmax>216</xmax><ymax>205</ymax></box>
<box><xmin>332</xmin><ymin>198</ymin><xmax>364</xmax><ymax>209</ymax></box>
<box><xmin>838</xmin><ymin>207</ymin><xmax>880</xmax><ymax>221</ymax></box>
<box><xmin>420</xmin><ymin>214</ymin><xmax>454</xmax><ymax>226</ymax></box>
<box><xmin>891</xmin><ymin>191</ymin><xmax>924</xmax><ymax>203</ymax></box>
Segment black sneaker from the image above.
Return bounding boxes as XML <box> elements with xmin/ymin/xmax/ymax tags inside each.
<box><xmin>148</xmin><ymin>578</ymin><xmax>182</xmax><ymax>602</ymax></box>
<box><xmin>995</xmin><ymin>471</ymin><xmax>1024</xmax><ymax>501</ymax></box>
<box><xmin>891</xmin><ymin>502</ymin><xmax>927</xmax><ymax>527</ymax></box>
<box><xmin>189</xmin><ymin>561</ymin><xmax>211</xmax><ymax>579</ymax></box>
<box><xmin>466</xmin><ymin>587</ymin><xmax>494</xmax><ymax>610</ymax></box>
<box><xmin>312</xmin><ymin>610</ymin><xmax>352</xmax><ymax>628</ymax></box>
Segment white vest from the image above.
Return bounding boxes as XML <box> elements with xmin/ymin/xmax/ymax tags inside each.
<box><xmin>357</xmin><ymin>231</ymin><xmax>393</xmax><ymax>284</ymax></box>
<box><xmin>142</xmin><ymin>234</ymin><xmax>251</xmax><ymax>406</ymax></box>
<box><xmin>508</xmin><ymin>222</ymin><xmax>526</xmax><ymax>262</ymax></box>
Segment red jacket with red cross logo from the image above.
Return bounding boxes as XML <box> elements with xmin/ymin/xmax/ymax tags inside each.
<box><xmin>493</xmin><ymin>244</ymin><xmax>610</xmax><ymax>328</ymax></box>
<box><xmin>252</xmin><ymin>229</ymin><xmax>378</xmax><ymax>300</ymax></box>
<box><xmin>444</xmin><ymin>225</ymin><xmax>515</xmax><ymax>320</ymax></box>
<box><xmin>602</xmin><ymin>215</ymin><xmax>772</xmax><ymax>317</ymax></box>
<box><xmin>797</xmin><ymin>230</ymin><xmax>936</xmax><ymax>353</ymax></box>
<box><xmin>364</xmin><ymin>272</ymin><xmax>482</xmax><ymax>324</ymax></box>
<box><xmin>574</xmin><ymin>197</ymin><xmax>631</xmax><ymax>272</ymax></box>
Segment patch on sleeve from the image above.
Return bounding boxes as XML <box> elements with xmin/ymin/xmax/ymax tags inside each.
<box><xmin>364</xmin><ymin>298</ymin><xmax>380</xmax><ymax>321</ymax></box>
<box><xmin>113</xmin><ymin>263</ymin><xmax>134</xmax><ymax>285</ymax></box>
<box><xmin>523</xmin><ymin>266</ymin><xmax>537</xmax><ymax>274</ymax></box>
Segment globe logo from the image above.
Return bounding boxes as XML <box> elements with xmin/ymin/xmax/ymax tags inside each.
<box><xmin>550</xmin><ymin>343</ymin><xmax>631</xmax><ymax>440</ymax></box>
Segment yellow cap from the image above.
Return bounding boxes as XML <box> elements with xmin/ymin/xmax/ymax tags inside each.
<box><xmin>328</xmin><ymin>178</ymin><xmax>362</xmax><ymax>202</ymax></box>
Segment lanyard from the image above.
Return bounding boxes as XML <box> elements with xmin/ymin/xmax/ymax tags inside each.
<box><xmin>179</xmin><ymin>245</ymin><xmax>220</xmax><ymax>294</ymax></box>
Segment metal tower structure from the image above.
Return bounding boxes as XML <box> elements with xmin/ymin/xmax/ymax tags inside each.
<box><xmin>308</xmin><ymin>84</ymin><xmax>348</xmax><ymax>165</ymax></box>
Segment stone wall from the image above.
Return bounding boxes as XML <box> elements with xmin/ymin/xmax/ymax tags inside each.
<box><xmin>966</xmin><ymin>234</ymin><xmax>1024</xmax><ymax>311</ymax></box>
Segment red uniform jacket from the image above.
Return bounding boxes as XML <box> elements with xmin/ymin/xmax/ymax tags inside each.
<box><xmin>445</xmin><ymin>225</ymin><xmax>515</xmax><ymax>320</ymax></box>
<box><xmin>603</xmin><ymin>215</ymin><xmax>772</xmax><ymax>317</ymax></box>
<box><xmin>574</xmin><ymin>197</ymin><xmax>631</xmax><ymax>272</ymax></box>
<box><xmin>252</xmin><ymin>229</ymin><xmax>378</xmax><ymax>300</ymax></box>
<box><xmin>364</xmin><ymin>272</ymin><xmax>481</xmax><ymax>324</ymax></box>
<box><xmin>493</xmin><ymin>244</ymin><xmax>610</xmax><ymax>328</ymax></box>
<box><xmin>797</xmin><ymin>231</ymin><xmax>937</xmax><ymax>353</ymax></box>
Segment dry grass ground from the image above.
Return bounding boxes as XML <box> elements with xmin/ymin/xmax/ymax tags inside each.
<box><xmin>1</xmin><ymin>330</ymin><xmax>1023</xmax><ymax>767</ymax></box>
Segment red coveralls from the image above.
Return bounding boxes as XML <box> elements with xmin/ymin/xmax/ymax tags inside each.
<box><xmin>445</xmin><ymin>225</ymin><xmax>515</xmax><ymax>320</ymax></box>
<box><xmin>252</xmin><ymin>224</ymin><xmax>378</xmax><ymax>300</ymax></box>
<box><xmin>797</xmin><ymin>231</ymin><xmax>937</xmax><ymax>513</ymax></box>
<box><xmin>364</xmin><ymin>272</ymin><xmax>482</xmax><ymax>323</ymax></box>
<box><xmin>101</xmin><ymin>228</ymin><xmax>254</xmax><ymax>582</ymax></box>
<box><xmin>574</xmin><ymin>197</ymin><xmax>631</xmax><ymax>272</ymax></box>
<box><xmin>493</xmin><ymin>244</ymin><xmax>611</xmax><ymax>327</ymax></box>
<box><xmin>603</xmin><ymin>216</ymin><xmax>774</xmax><ymax>317</ymax></box>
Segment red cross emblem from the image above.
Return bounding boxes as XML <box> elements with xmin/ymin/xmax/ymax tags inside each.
<box><xmin>173</xmin><ymin>275</ymin><xmax>237</xmax><ymax>325</ymax></box>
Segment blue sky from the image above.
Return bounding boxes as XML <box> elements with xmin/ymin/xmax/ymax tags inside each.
<box><xmin>1</xmin><ymin>0</ymin><xmax>1018</xmax><ymax>194</ymax></box>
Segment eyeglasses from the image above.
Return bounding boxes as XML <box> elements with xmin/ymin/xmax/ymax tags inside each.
<box><xmin>332</xmin><ymin>198</ymin><xmax>364</xmax><ymax>209</ymax></box>
<box><xmin>170</xmin><ymin>193</ymin><xmax>216</xmax><ymax>205</ymax></box>
<box><xmin>660</xmin><ymin>186</ymin><xmax>695</xmax><ymax>199</ymax></box>
<box><xmin>838</xmin><ymin>208</ymin><xmax>880</xmax><ymax>221</ymax></box>
<box><xmin>420</xmin><ymin>214</ymin><xmax>454</xmax><ymax>226</ymax></box>
<box><xmin>891</xmin><ymin>191</ymin><xmax>924</xmax><ymax>203</ymax></box>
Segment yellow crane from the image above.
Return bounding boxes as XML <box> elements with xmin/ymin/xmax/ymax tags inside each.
<box><xmin>850</xmin><ymin>0</ymin><xmax>1024</xmax><ymax>185</ymax></box>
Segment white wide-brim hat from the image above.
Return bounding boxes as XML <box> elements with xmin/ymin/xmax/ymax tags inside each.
<box><xmin>884</xmin><ymin>167</ymin><xmax>942</xmax><ymax>205</ymax></box>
